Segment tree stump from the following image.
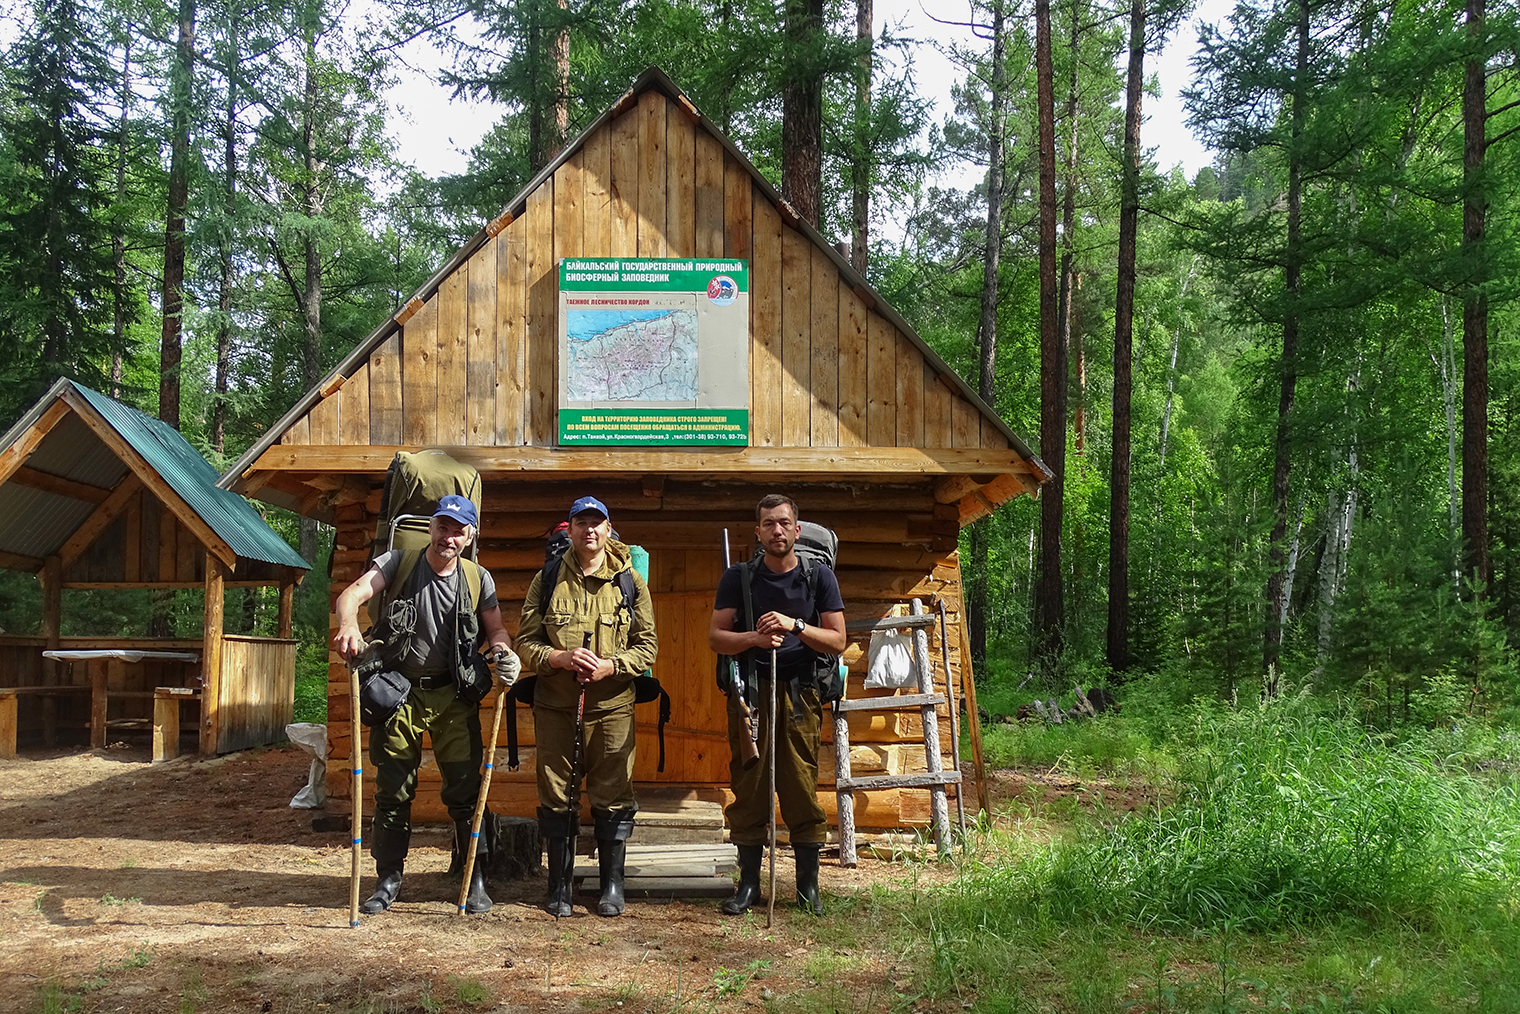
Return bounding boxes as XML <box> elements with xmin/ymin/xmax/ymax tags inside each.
<box><xmin>452</xmin><ymin>814</ymin><xmax>540</xmax><ymax>880</ymax></box>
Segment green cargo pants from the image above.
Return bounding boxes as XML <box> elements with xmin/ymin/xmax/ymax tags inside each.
<box><xmin>371</xmin><ymin>683</ymin><xmax>483</xmax><ymax>834</ymax></box>
<box><xmin>534</xmin><ymin>700</ymin><xmax>637</xmax><ymax>813</ymax></box>
<box><xmin>726</xmin><ymin>680</ymin><xmax>827</xmax><ymax>846</ymax></box>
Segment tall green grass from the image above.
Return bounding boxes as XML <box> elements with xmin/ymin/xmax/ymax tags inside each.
<box><xmin>889</xmin><ymin>695</ymin><xmax>1520</xmax><ymax>1010</ymax></box>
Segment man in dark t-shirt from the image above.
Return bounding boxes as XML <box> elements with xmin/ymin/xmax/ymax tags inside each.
<box><xmin>708</xmin><ymin>494</ymin><xmax>846</xmax><ymax>916</ymax></box>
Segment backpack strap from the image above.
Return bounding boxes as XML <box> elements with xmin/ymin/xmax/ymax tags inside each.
<box><xmin>615</xmin><ymin>569</ymin><xmax>638</xmax><ymax>617</ymax></box>
<box><xmin>458</xmin><ymin>558</ymin><xmax>483</xmax><ymax>611</ymax></box>
<box><xmin>655</xmin><ymin>683</ymin><xmax>670</xmax><ymax>772</ymax></box>
<box><xmin>533</xmin><ymin>552</ymin><xmax>565</xmax><ymax>618</ymax></box>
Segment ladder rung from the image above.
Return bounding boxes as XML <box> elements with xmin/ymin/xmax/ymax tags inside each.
<box><xmin>833</xmin><ymin>693</ymin><xmax>945</xmax><ymax>712</ymax></box>
<box><xmin>845</xmin><ymin>615</ymin><xmax>940</xmax><ymax>633</ymax></box>
<box><xmin>836</xmin><ymin>771</ymin><xmax>962</xmax><ymax>791</ymax></box>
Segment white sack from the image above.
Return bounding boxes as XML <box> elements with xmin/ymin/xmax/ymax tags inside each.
<box><xmin>285</xmin><ymin>722</ymin><xmax>328</xmax><ymax>808</ymax></box>
<box><xmin>864</xmin><ymin>628</ymin><xmax>915</xmax><ymax>689</ymax></box>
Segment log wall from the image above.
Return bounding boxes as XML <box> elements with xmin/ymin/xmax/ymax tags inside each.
<box><xmin>324</xmin><ymin>478</ymin><xmax>968</xmax><ymax>829</ymax></box>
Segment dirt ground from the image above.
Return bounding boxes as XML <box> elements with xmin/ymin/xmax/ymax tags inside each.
<box><xmin>0</xmin><ymin>744</ymin><xmax>1151</xmax><ymax>1014</ymax></box>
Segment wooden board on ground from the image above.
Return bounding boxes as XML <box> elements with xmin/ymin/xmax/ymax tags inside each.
<box><xmin>576</xmin><ymin>875</ymin><xmax>734</xmax><ymax>898</ymax></box>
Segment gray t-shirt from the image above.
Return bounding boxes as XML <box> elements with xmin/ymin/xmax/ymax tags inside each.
<box><xmin>372</xmin><ymin>550</ymin><xmax>499</xmax><ymax>678</ymax></box>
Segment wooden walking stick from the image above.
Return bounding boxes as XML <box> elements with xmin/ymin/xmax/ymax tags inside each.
<box><xmin>458</xmin><ymin>648</ymin><xmax>512</xmax><ymax>915</ymax></box>
<box><xmin>766</xmin><ymin>647</ymin><xmax>778</xmax><ymax>929</ymax></box>
<box><xmin>348</xmin><ymin>657</ymin><xmax>362</xmax><ymax>928</ymax></box>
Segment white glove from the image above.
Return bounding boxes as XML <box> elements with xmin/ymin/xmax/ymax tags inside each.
<box><xmin>491</xmin><ymin>647</ymin><xmax>522</xmax><ymax>688</ymax></box>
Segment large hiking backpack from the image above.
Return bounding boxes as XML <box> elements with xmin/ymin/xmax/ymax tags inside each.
<box><xmin>502</xmin><ymin>526</ymin><xmax>671</xmax><ymax>772</ymax></box>
<box><xmin>374</xmin><ymin>449</ymin><xmax>482</xmax><ymax>557</ymax></box>
<box><xmin>731</xmin><ymin>520</ymin><xmax>846</xmax><ymax>703</ymax></box>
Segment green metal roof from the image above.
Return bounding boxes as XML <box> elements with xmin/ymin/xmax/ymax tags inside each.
<box><xmin>68</xmin><ymin>385</ymin><xmax>310</xmax><ymax>572</ymax></box>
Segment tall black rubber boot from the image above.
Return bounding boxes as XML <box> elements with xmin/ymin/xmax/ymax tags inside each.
<box><xmin>454</xmin><ymin>820</ymin><xmax>493</xmax><ymax>914</ymax></box>
<box><xmin>360</xmin><ymin>822</ymin><xmax>409</xmax><ymax>914</ymax></box>
<box><xmin>592</xmin><ymin>808</ymin><xmax>636</xmax><ymax>917</ymax></box>
<box><xmin>720</xmin><ymin>844</ymin><xmax>764</xmax><ymax>916</ymax></box>
<box><xmin>794</xmin><ymin>842</ymin><xmax>823</xmax><ymax>915</ymax></box>
<box><xmin>538</xmin><ymin>807</ymin><xmax>574</xmax><ymax>918</ymax></box>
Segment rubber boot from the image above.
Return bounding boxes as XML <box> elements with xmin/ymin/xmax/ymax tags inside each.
<box><xmin>794</xmin><ymin>842</ymin><xmax>823</xmax><ymax>916</ymax></box>
<box><xmin>596</xmin><ymin>839</ymin><xmax>627</xmax><ymax>916</ymax></box>
<box><xmin>538</xmin><ymin>808</ymin><xmax>574</xmax><ymax>918</ymax></box>
<box><xmin>592</xmin><ymin>807</ymin><xmax>636</xmax><ymax>918</ymax></box>
<box><xmin>721</xmin><ymin>844</ymin><xmax>764</xmax><ymax>916</ymax></box>
<box><xmin>360</xmin><ymin>822</ymin><xmax>409</xmax><ymax>915</ymax></box>
<box><xmin>454</xmin><ymin>820</ymin><xmax>493</xmax><ymax>915</ymax></box>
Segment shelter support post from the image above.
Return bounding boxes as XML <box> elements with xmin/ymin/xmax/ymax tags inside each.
<box><xmin>952</xmin><ymin>594</ymin><xmax>991</xmax><ymax>816</ymax></box>
<box><xmin>201</xmin><ymin>554</ymin><xmax>226</xmax><ymax>755</ymax></box>
<box><xmin>277</xmin><ymin>580</ymin><xmax>295</xmax><ymax>639</ymax></box>
<box><xmin>0</xmin><ymin>691</ymin><xmax>15</xmax><ymax>759</ymax></box>
<box><xmin>41</xmin><ymin>555</ymin><xmax>61</xmax><ymax>747</ymax></box>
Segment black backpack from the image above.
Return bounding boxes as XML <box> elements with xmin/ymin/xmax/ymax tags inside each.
<box><xmin>502</xmin><ymin>526</ymin><xmax>671</xmax><ymax>771</ymax></box>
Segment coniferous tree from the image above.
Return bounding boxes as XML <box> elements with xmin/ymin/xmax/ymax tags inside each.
<box><xmin>0</xmin><ymin>0</ymin><xmax>121</xmax><ymax>422</ymax></box>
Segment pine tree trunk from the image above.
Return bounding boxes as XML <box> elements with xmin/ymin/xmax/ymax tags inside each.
<box><xmin>1034</xmin><ymin>0</ymin><xmax>1065</xmax><ymax>666</ymax></box>
<box><xmin>1058</xmin><ymin>7</ymin><xmax>1080</xmax><ymax>456</ymax></box>
<box><xmin>112</xmin><ymin>33</ymin><xmax>131</xmax><ymax>399</ymax></box>
<box><xmin>782</xmin><ymin>0</ymin><xmax>825</xmax><ymax>226</ymax></box>
<box><xmin>213</xmin><ymin>20</ymin><xmax>237</xmax><ymax>456</ymax></box>
<box><xmin>1264</xmin><ymin>0</ymin><xmax>1309</xmax><ymax>684</ymax></box>
<box><xmin>969</xmin><ymin>0</ymin><xmax>1007</xmax><ymax>671</ymax></box>
<box><xmin>1439</xmin><ymin>296</ymin><xmax>1460</xmax><ymax>585</ymax></box>
<box><xmin>1107</xmin><ymin>0</ymin><xmax>1145</xmax><ymax>675</ymax></box>
<box><xmin>1462</xmin><ymin>0</ymin><xmax>1489</xmax><ymax>588</ymax></box>
<box><xmin>552</xmin><ymin>0</ymin><xmax>569</xmax><ymax>161</ymax></box>
<box><xmin>851</xmin><ymin>0</ymin><xmax>872</xmax><ymax>274</ymax></box>
<box><xmin>158</xmin><ymin>0</ymin><xmax>195</xmax><ymax>430</ymax></box>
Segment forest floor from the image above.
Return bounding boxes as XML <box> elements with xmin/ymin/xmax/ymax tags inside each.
<box><xmin>0</xmin><ymin>743</ymin><xmax>1153</xmax><ymax>1014</ymax></box>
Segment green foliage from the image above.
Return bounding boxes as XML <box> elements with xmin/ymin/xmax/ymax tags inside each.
<box><xmin>978</xmin><ymin>716</ymin><xmax>1156</xmax><ymax>776</ymax></box>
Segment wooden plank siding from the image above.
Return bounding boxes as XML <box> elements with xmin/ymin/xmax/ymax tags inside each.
<box><xmin>267</xmin><ymin>91</ymin><xmax>1020</xmax><ymax>463</ymax></box>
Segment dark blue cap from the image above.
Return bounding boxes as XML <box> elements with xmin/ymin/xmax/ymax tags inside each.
<box><xmin>569</xmin><ymin>495</ymin><xmax>609</xmax><ymax>521</ymax></box>
<box><xmin>433</xmin><ymin>494</ymin><xmax>478</xmax><ymax>527</ymax></box>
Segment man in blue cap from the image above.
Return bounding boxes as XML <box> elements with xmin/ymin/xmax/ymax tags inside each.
<box><xmin>334</xmin><ymin>494</ymin><xmax>516</xmax><ymax>915</ymax></box>
<box><xmin>515</xmin><ymin>495</ymin><xmax>658</xmax><ymax>917</ymax></box>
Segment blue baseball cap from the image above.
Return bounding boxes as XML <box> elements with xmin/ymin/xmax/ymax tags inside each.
<box><xmin>568</xmin><ymin>495</ymin><xmax>609</xmax><ymax>521</ymax></box>
<box><xmin>433</xmin><ymin>494</ymin><xmax>478</xmax><ymax>527</ymax></box>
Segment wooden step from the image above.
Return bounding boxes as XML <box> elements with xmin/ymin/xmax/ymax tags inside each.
<box><xmin>833</xmin><ymin>693</ymin><xmax>944</xmax><ymax>713</ymax></box>
<box><xmin>836</xmin><ymin>770</ymin><xmax>962</xmax><ymax>791</ymax></box>
<box><xmin>576</xmin><ymin>875</ymin><xmax>734</xmax><ymax>898</ymax></box>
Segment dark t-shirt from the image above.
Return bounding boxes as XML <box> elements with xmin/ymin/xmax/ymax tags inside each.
<box><xmin>715</xmin><ymin>557</ymin><xmax>844</xmax><ymax>677</ymax></box>
<box><xmin>373</xmin><ymin>550</ymin><xmax>498</xmax><ymax>678</ymax></box>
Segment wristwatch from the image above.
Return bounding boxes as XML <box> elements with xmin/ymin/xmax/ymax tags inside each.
<box><xmin>792</xmin><ymin>616</ymin><xmax>806</xmax><ymax>634</ymax></box>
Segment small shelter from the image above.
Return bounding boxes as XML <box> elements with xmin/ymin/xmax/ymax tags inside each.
<box><xmin>0</xmin><ymin>381</ymin><xmax>310</xmax><ymax>758</ymax></box>
<box><xmin>221</xmin><ymin>69</ymin><xmax>1049</xmax><ymax>832</ymax></box>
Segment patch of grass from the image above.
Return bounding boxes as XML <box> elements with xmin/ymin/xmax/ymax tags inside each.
<box><xmin>99</xmin><ymin>894</ymin><xmax>141</xmax><ymax>906</ymax></box>
<box><xmin>445</xmin><ymin>974</ymin><xmax>491</xmax><ymax>1007</ymax></box>
<box><xmin>36</xmin><ymin>980</ymin><xmax>83</xmax><ymax>1014</ymax></box>
<box><xmin>713</xmin><ymin>959</ymin><xmax>769</xmax><ymax>998</ymax></box>
<box><xmin>978</xmin><ymin>715</ymin><xmax>1162</xmax><ymax>777</ymax></box>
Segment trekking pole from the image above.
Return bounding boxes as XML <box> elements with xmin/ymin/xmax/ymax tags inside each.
<box><xmin>560</xmin><ymin>632</ymin><xmax>591</xmax><ymax>920</ymax></box>
<box><xmin>766</xmin><ymin>647</ymin><xmax>778</xmax><ymax>929</ymax></box>
<box><xmin>458</xmin><ymin>647</ymin><xmax>513</xmax><ymax>915</ymax></box>
<box><xmin>347</xmin><ymin>653</ymin><xmax>363</xmax><ymax>928</ymax></box>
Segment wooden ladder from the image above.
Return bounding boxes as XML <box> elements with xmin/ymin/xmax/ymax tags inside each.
<box><xmin>832</xmin><ymin>597</ymin><xmax>967</xmax><ymax>867</ymax></box>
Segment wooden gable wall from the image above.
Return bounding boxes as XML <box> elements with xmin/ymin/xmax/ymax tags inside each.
<box><xmin>278</xmin><ymin>89</ymin><xmax>1009</xmax><ymax>456</ymax></box>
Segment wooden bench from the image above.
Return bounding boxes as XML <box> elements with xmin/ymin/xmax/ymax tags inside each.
<box><xmin>0</xmin><ymin>686</ymin><xmax>91</xmax><ymax>759</ymax></box>
<box><xmin>0</xmin><ymin>684</ymin><xmax>199</xmax><ymax>761</ymax></box>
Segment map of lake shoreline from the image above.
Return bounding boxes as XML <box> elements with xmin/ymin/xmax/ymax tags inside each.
<box><xmin>565</xmin><ymin>306</ymin><xmax>700</xmax><ymax>402</ymax></box>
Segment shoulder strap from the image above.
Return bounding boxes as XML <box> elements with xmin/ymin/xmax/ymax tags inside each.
<box><xmin>615</xmin><ymin>569</ymin><xmax>638</xmax><ymax>615</ymax></box>
<box><xmin>534</xmin><ymin>554</ymin><xmax>564</xmax><ymax>617</ymax></box>
<box><xmin>459</xmin><ymin>558</ymin><xmax>483</xmax><ymax>610</ymax></box>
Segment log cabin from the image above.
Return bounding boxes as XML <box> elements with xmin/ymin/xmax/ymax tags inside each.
<box><xmin>220</xmin><ymin>68</ymin><xmax>1049</xmax><ymax>834</ymax></box>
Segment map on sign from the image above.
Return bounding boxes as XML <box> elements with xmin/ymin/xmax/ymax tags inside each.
<box><xmin>564</xmin><ymin>301</ymin><xmax>698</xmax><ymax>402</ymax></box>
<box><xmin>558</xmin><ymin>257</ymin><xmax>750</xmax><ymax>445</ymax></box>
